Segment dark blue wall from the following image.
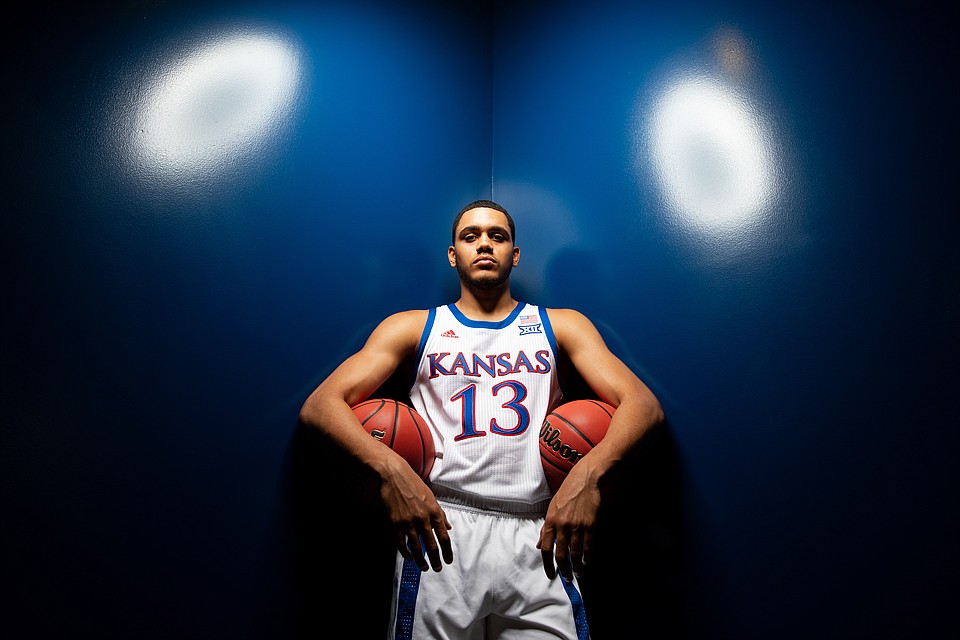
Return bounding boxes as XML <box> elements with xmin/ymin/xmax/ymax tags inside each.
<box><xmin>5</xmin><ymin>1</ymin><xmax>492</xmax><ymax>637</ymax></box>
<box><xmin>492</xmin><ymin>2</ymin><xmax>957</xmax><ymax>638</ymax></box>
<box><xmin>4</xmin><ymin>0</ymin><xmax>956</xmax><ymax>638</ymax></box>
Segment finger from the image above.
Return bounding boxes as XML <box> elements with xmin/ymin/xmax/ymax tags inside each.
<box><xmin>537</xmin><ymin>527</ymin><xmax>557</xmax><ymax>580</ymax></box>
<box><xmin>569</xmin><ymin>534</ymin><xmax>585</xmax><ymax>576</ymax></box>
<box><xmin>570</xmin><ymin>525</ymin><xmax>593</xmax><ymax>575</ymax></box>
<box><xmin>405</xmin><ymin>531</ymin><xmax>429</xmax><ymax>571</ymax></box>
<box><xmin>435</xmin><ymin>512</ymin><xmax>454</xmax><ymax>566</ymax></box>
<box><xmin>421</xmin><ymin>515</ymin><xmax>452</xmax><ymax>572</ymax></box>
<box><xmin>580</xmin><ymin>529</ymin><xmax>594</xmax><ymax>568</ymax></box>
<box><xmin>554</xmin><ymin>531</ymin><xmax>573</xmax><ymax>581</ymax></box>
<box><xmin>395</xmin><ymin>531</ymin><xmax>413</xmax><ymax>562</ymax></box>
<box><xmin>421</xmin><ymin>531</ymin><xmax>443</xmax><ymax>572</ymax></box>
<box><xmin>540</xmin><ymin>546</ymin><xmax>556</xmax><ymax>580</ymax></box>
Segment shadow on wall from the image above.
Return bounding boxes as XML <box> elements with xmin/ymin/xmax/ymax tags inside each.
<box><xmin>559</xmin><ymin>373</ymin><xmax>689</xmax><ymax>639</ymax></box>
<box><xmin>587</xmin><ymin>422</ymin><xmax>689</xmax><ymax>639</ymax></box>
<box><xmin>283</xmin><ymin>368</ymin><xmax>417</xmax><ymax>638</ymax></box>
<box><xmin>546</xmin><ymin>246</ymin><xmax>689</xmax><ymax>638</ymax></box>
<box><xmin>286</xmin><ymin>421</ymin><xmax>397</xmax><ymax>639</ymax></box>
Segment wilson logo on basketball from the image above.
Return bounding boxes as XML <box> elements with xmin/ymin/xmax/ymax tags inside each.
<box><xmin>539</xmin><ymin>419</ymin><xmax>586</xmax><ymax>465</ymax></box>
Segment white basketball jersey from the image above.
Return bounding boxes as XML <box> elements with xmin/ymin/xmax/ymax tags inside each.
<box><xmin>409</xmin><ymin>302</ymin><xmax>562</xmax><ymax>514</ymax></box>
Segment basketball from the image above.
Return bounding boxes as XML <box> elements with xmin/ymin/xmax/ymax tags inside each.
<box><xmin>352</xmin><ymin>398</ymin><xmax>435</xmax><ymax>480</ymax></box>
<box><xmin>539</xmin><ymin>399</ymin><xmax>615</xmax><ymax>493</ymax></box>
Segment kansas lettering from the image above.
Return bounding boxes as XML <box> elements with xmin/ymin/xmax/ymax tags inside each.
<box><xmin>427</xmin><ymin>350</ymin><xmax>552</xmax><ymax>378</ymax></box>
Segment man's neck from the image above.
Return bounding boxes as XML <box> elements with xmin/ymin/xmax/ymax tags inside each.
<box><xmin>455</xmin><ymin>286</ymin><xmax>517</xmax><ymax>321</ymax></box>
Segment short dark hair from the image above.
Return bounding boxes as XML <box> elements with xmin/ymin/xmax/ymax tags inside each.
<box><xmin>452</xmin><ymin>200</ymin><xmax>515</xmax><ymax>244</ymax></box>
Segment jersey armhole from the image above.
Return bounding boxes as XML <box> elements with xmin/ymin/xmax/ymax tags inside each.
<box><xmin>541</xmin><ymin>307</ymin><xmax>559</xmax><ymax>359</ymax></box>
<box><xmin>541</xmin><ymin>308</ymin><xmax>567</xmax><ymax>401</ymax></box>
<box><xmin>410</xmin><ymin>307</ymin><xmax>437</xmax><ymax>387</ymax></box>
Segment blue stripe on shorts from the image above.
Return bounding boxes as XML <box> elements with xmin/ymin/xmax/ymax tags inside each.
<box><xmin>394</xmin><ymin>558</ymin><xmax>422</xmax><ymax>640</ymax></box>
<box><xmin>561</xmin><ymin>576</ymin><xmax>590</xmax><ymax>640</ymax></box>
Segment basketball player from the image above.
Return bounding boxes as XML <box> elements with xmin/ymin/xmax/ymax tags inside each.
<box><xmin>298</xmin><ymin>200</ymin><xmax>664</xmax><ymax>639</ymax></box>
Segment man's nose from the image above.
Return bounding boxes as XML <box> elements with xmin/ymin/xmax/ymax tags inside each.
<box><xmin>476</xmin><ymin>235</ymin><xmax>493</xmax><ymax>251</ymax></box>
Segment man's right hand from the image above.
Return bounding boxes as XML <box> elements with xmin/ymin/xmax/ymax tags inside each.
<box><xmin>378</xmin><ymin>455</ymin><xmax>453</xmax><ymax>572</ymax></box>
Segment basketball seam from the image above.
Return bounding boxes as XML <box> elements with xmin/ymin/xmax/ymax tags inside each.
<box><xmin>355</xmin><ymin>398</ymin><xmax>385</xmax><ymax>425</ymax></box>
<box><xmin>586</xmin><ymin>399</ymin><xmax>614</xmax><ymax>418</ymax></box>
<box><xmin>387</xmin><ymin>400</ymin><xmax>399</xmax><ymax>449</ymax></box>
<box><xmin>547</xmin><ymin>413</ymin><xmax>599</xmax><ymax>448</ymax></box>
<box><xmin>402</xmin><ymin>404</ymin><xmax>428</xmax><ymax>478</ymax></box>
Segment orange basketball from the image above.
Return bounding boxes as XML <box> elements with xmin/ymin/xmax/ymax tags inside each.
<box><xmin>539</xmin><ymin>399</ymin><xmax>615</xmax><ymax>493</ymax></box>
<box><xmin>352</xmin><ymin>398</ymin><xmax>435</xmax><ymax>480</ymax></box>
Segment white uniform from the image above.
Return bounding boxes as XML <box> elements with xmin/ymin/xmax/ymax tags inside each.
<box><xmin>387</xmin><ymin>302</ymin><xmax>591</xmax><ymax>639</ymax></box>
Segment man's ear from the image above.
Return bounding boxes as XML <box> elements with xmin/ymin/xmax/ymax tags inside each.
<box><xmin>448</xmin><ymin>245</ymin><xmax>457</xmax><ymax>267</ymax></box>
<box><xmin>512</xmin><ymin>246</ymin><xmax>520</xmax><ymax>267</ymax></box>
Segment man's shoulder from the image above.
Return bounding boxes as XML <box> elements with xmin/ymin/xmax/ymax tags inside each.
<box><xmin>389</xmin><ymin>307</ymin><xmax>433</xmax><ymax>318</ymax></box>
<box><xmin>381</xmin><ymin>308</ymin><xmax>431</xmax><ymax>328</ymax></box>
<box><xmin>365</xmin><ymin>309</ymin><xmax>431</xmax><ymax>353</ymax></box>
<box><xmin>542</xmin><ymin>307</ymin><xmax>596</xmax><ymax>340</ymax></box>
<box><xmin>542</xmin><ymin>307</ymin><xmax>589</xmax><ymax>323</ymax></box>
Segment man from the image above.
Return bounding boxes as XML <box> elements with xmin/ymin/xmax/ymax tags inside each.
<box><xmin>298</xmin><ymin>200</ymin><xmax>664</xmax><ymax>638</ymax></box>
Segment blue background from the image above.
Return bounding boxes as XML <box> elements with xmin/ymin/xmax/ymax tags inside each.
<box><xmin>4</xmin><ymin>1</ymin><xmax>956</xmax><ymax>638</ymax></box>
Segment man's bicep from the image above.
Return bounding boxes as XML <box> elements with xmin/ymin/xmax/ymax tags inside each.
<box><xmin>558</xmin><ymin>311</ymin><xmax>643</xmax><ymax>406</ymax></box>
<box><xmin>319</xmin><ymin>349</ymin><xmax>394</xmax><ymax>404</ymax></box>
<box><xmin>323</xmin><ymin>313</ymin><xmax>422</xmax><ymax>405</ymax></box>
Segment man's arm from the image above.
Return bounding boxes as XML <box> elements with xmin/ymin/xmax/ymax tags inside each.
<box><xmin>297</xmin><ymin>309</ymin><xmax>453</xmax><ymax>572</ymax></box>
<box><xmin>537</xmin><ymin>308</ymin><xmax>665</xmax><ymax>580</ymax></box>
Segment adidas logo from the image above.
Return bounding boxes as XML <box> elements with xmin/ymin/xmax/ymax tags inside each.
<box><xmin>441</xmin><ymin>329</ymin><xmax>458</xmax><ymax>338</ymax></box>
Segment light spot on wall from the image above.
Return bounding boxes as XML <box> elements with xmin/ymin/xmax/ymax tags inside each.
<box><xmin>647</xmin><ymin>74</ymin><xmax>777</xmax><ymax>233</ymax></box>
<box><xmin>126</xmin><ymin>28</ymin><xmax>304</xmax><ymax>184</ymax></box>
<box><xmin>632</xmin><ymin>26</ymin><xmax>790</xmax><ymax>252</ymax></box>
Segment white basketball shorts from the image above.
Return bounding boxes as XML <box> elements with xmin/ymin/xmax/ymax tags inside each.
<box><xmin>386</xmin><ymin>501</ymin><xmax>590</xmax><ymax>639</ymax></box>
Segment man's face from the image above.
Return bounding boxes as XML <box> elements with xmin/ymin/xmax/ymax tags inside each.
<box><xmin>449</xmin><ymin>207</ymin><xmax>520</xmax><ymax>290</ymax></box>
